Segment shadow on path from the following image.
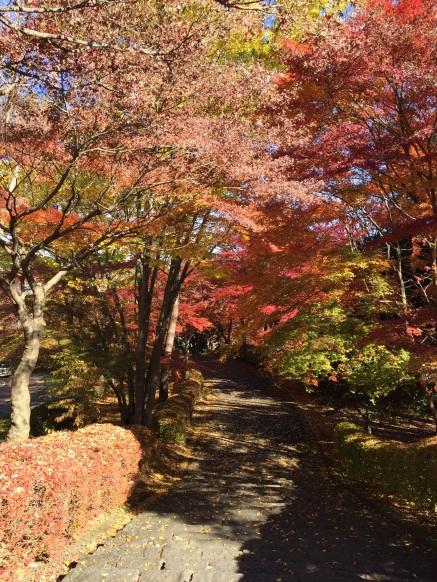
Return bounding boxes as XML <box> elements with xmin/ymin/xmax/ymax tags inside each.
<box><xmin>63</xmin><ymin>360</ymin><xmax>437</xmax><ymax>582</ymax></box>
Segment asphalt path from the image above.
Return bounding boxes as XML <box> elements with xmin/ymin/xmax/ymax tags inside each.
<box><xmin>63</xmin><ymin>360</ymin><xmax>437</xmax><ymax>582</ymax></box>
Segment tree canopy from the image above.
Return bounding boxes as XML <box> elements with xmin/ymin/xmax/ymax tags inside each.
<box><xmin>0</xmin><ymin>0</ymin><xmax>435</xmax><ymax>441</ymax></box>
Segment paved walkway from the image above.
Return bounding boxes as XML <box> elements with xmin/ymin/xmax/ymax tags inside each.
<box><xmin>63</xmin><ymin>361</ymin><xmax>437</xmax><ymax>582</ymax></box>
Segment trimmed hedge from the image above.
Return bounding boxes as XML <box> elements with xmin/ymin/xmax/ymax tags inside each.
<box><xmin>0</xmin><ymin>423</ymin><xmax>152</xmax><ymax>579</ymax></box>
<box><xmin>153</xmin><ymin>370</ymin><xmax>205</xmax><ymax>444</ymax></box>
<box><xmin>0</xmin><ymin>368</ymin><xmax>206</xmax><ymax>578</ymax></box>
<box><xmin>334</xmin><ymin>421</ymin><xmax>437</xmax><ymax>510</ymax></box>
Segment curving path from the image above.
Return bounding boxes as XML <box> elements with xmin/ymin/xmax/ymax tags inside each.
<box><xmin>63</xmin><ymin>360</ymin><xmax>437</xmax><ymax>582</ymax></box>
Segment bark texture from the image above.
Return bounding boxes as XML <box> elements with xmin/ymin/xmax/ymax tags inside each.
<box><xmin>143</xmin><ymin>258</ymin><xmax>189</xmax><ymax>426</ymax></box>
<box><xmin>7</xmin><ymin>284</ymin><xmax>46</xmax><ymax>442</ymax></box>
<box><xmin>159</xmin><ymin>294</ymin><xmax>179</xmax><ymax>403</ymax></box>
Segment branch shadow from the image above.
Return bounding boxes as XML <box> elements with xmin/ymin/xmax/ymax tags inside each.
<box><xmin>129</xmin><ymin>359</ymin><xmax>437</xmax><ymax>581</ymax></box>
<box><xmin>63</xmin><ymin>359</ymin><xmax>437</xmax><ymax>581</ymax></box>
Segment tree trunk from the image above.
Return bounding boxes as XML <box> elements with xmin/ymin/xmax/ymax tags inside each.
<box><xmin>143</xmin><ymin>296</ymin><xmax>178</xmax><ymax>425</ymax></box>
<box><xmin>393</xmin><ymin>242</ymin><xmax>408</xmax><ymax>312</ymax></box>
<box><xmin>183</xmin><ymin>334</ymin><xmax>193</xmax><ymax>377</ymax></box>
<box><xmin>7</xmin><ymin>284</ymin><xmax>46</xmax><ymax>442</ymax></box>
<box><xmin>364</xmin><ymin>407</ymin><xmax>373</xmax><ymax>435</ymax></box>
<box><xmin>143</xmin><ymin>259</ymin><xmax>187</xmax><ymax>426</ymax></box>
<box><xmin>111</xmin><ymin>380</ymin><xmax>130</xmax><ymax>426</ymax></box>
<box><xmin>134</xmin><ymin>260</ymin><xmax>158</xmax><ymax>424</ymax></box>
<box><xmin>428</xmin><ymin>389</ymin><xmax>437</xmax><ymax>436</ymax></box>
<box><xmin>111</xmin><ymin>288</ymin><xmax>135</xmax><ymax>423</ymax></box>
<box><xmin>133</xmin><ymin>259</ymin><xmax>148</xmax><ymax>424</ymax></box>
<box><xmin>419</xmin><ymin>376</ymin><xmax>437</xmax><ymax>436</ymax></box>
<box><xmin>159</xmin><ymin>295</ymin><xmax>179</xmax><ymax>403</ymax></box>
<box><xmin>431</xmin><ymin>236</ymin><xmax>436</xmax><ymax>289</ymax></box>
<box><xmin>226</xmin><ymin>318</ymin><xmax>233</xmax><ymax>344</ymax></box>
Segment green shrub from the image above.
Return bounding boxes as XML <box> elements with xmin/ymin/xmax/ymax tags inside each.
<box><xmin>153</xmin><ymin>393</ymin><xmax>194</xmax><ymax>443</ymax></box>
<box><xmin>185</xmin><ymin>368</ymin><xmax>204</xmax><ymax>387</ymax></box>
<box><xmin>334</xmin><ymin>421</ymin><xmax>437</xmax><ymax>510</ymax></box>
<box><xmin>30</xmin><ymin>402</ymin><xmax>75</xmax><ymax>436</ymax></box>
<box><xmin>48</xmin><ymin>342</ymin><xmax>103</xmax><ymax>427</ymax></box>
<box><xmin>343</xmin><ymin>345</ymin><xmax>412</xmax><ymax>405</ymax></box>
<box><xmin>152</xmin><ymin>370</ymin><xmax>205</xmax><ymax>444</ymax></box>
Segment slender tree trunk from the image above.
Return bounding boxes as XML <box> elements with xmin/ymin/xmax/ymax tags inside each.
<box><xmin>111</xmin><ymin>288</ymin><xmax>135</xmax><ymax>422</ymax></box>
<box><xmin>143</xmin><ymin>295</ymin><xmax>178</xmax><ymax>424</ymax></box>
<box><xmin>431</xmin><ymin>236</ymin><xmax>437</xmax><ymax>290</ymax></box>
<box><xmin>159</xmin><ymin>295</ymin><xmax>179</xmax><ymax>403</ymax></box>
<box><xmin>428</xmin><ymin>389</ymin><xmax>437</xmax><ymax>436</ymax></box>
<box><xmin>364</xmin><ymin>408</ymin><xmax>373</xmax><ymax>436</ymax></box>
<box><xmin>183</xmin><ymin>334</ymin><xmax>192</xmax><ymax>375</ymax></box>
<box><xmin>7</xmin><ymin>284</ymin><xmax>46</xmax><ymax>442</ymax></box>
<box><xmin>134</xmin><ymin>260</ymin><xmax>158</xmax><ymax>424</ymax></box>
<box><xmin>353</xmin><ymin>402</ymin><xmax>371</xmax><ymax>435</ymax></box>
<box><xmin>110</xmin><ymin>380</ymin><xmax>130</xmax><ymax>425</ymax></box>
<box><xmin>424</xmin><ymin>386</ymin><xmax>437</xmax><ymax>436</ymax></box>
<box><xmin>420</xmin><ymin>375</ymin><xmax>437</xmax><ymax>436</ymax></box>
<box><xmin>143</xmin><ymin>259</ymin><xmax>187</xmax><ymax>426</ymax></box>
<box><xmin>133</xmin><ymin>259</ymin><xmax>149</xmax><ymax>424</ymax></box>
<box><xmin>393</xmin><ymin>242</ymin><xmax>408</xmax><ymax>312</ymax></box>
<box><xmin>227</xmin><ymin>318</ymin><xmax>233</xmax><ymax>343</ymax></box>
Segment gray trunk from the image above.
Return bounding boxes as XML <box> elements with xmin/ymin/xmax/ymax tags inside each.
<box><xmin>431</xmin><ymin>236</ymin><xmax>436</xmax><ymax>289</ymax></box>
<box><xmin>143</xmin><ymin>259</ymin><xmax>185</xmax><ymax>425</ymax></box>
<box><xmin>419</xmin><ymin>366</ymin><xmax>437</xmax><ymax>436</ymax></box>
<box><xmin>134</xmin><ymin>261</ymin><xmax>158</xmax><ymax>425</ymax></box>
<box><xmin>159</xmin><ymin>295</ymin><xmax>179</xmax><ymax>403</ymax></box>
<box><xmin>394</xmin><ymin>243</ymin><xmax>408</xmax><ymax>312</ymax></box>
<box><xmin>7</xmin><ymin>285</ymin><xmax>45</xmax><ymax>442</ymax></box>
<box><xmin>165</xmin><ymin>295</ymin><xmax>179</xmax><ymax>355</ymax></box>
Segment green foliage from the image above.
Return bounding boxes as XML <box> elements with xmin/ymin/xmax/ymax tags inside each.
<box><xmin>267</xmin><ymin>303</ymin><xmax>412</xmax><ymax>406</ymax></box>
<box><xmin>266</xmin><ymin>302</ymin><xmax>367</xmax><ymax>386</ymax></box>
<box><xmin>1</xmin><ymin>402</ymin><xmax>76</xmax><ymax>440</ymax></box>
<box><xmin>279</xmin><ymin>0</ymin><xmax>351</xmax><ymax>39</ymax></box>
<box><xmin>263</xmin><ymin>251</ymin><xmax>410</xmax><ymax>412</ymax></box>
<box><xmin>334</xmin><ymin>422</ymin><xmax>437</xmax><ymax>511</ymax></box>
<box><xmin>1</xmin><ymin>405</ymin><xmax>74</xmax><ymax>441</ymax></box>
<box><xmin>213</xmin><ymin>28</ymin><xmax>276</xmax><ymax>65</ymax></box>
<box><xmin>153</xmin><ymin>409</ymin><xmax>189</xmax><ymax>444</ymax></box>
<box><xmin>343</xmin><ymin>345</ymin><xmax>412</xmax><ymax>405</ymax></box>
<box><xmin>152</xmin><ymin>372</ymin><xmax>205</xmax><ymax>443</ymax></box>
<box><xmin>30</xmin><ymin>403</ymin><xmax>75</xmax><ymax>436</ymax></box>
<box><xmin>0</xmin><ymin>418</ymin><xmax>10</xmax><ymax>441</ymax></box>
<box><xmin>185</xmin><ymin>368</ymin><xmax>205</xmax><ymax>387</ymax></box>
<box><xmin>48</xmin><ymin>342</ymin><xmax>103</xmax><ymax>428</ymax></box>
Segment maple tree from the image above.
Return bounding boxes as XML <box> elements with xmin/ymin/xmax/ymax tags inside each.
<box><xmin>272</xmin><ymin>0</ymin><xmax>437</xmax><ymax>303</ymax></box>
<box><xmin>1</xmin><ymin>0</ymin><xmax>435</xmax><ymax>442</ymax></box>
<box><xmin>0</xmin><ymin>0</ymin><xmax>280</xmax><ymax>440</ymax></box>
<box><xmin>1</xmin><ymin>7</ymin><xmax>437</xmax><ymax>580</ymax></box>
<box><xmin>39</xmin><ymin>180</ymin><xmax>259</xmax><ymax>428</ymax></box>
<box><xmin>203</xmin><ymin>0</ymin><xmax>437</xmax><ymax>432</ymax></box>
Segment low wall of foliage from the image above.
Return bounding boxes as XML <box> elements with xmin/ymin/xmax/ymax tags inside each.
<box><xmin>153</xmin><ymin>370</ymin><xmax>206</xmax><ymax>443</ymax></box>
<box><xmin>334</xmin><ymin>422</ymin><xmax>437</xmax><ymax>510</ymax></box>
<box><xmin>0</xmin><ymin>369</ymin><xmax>206</xmax><ymax>579</ymax></box>
<box><xmin>0</xmin><ymin>423</ymin><xmax>152</xmax><ymax>579</ymax></box>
